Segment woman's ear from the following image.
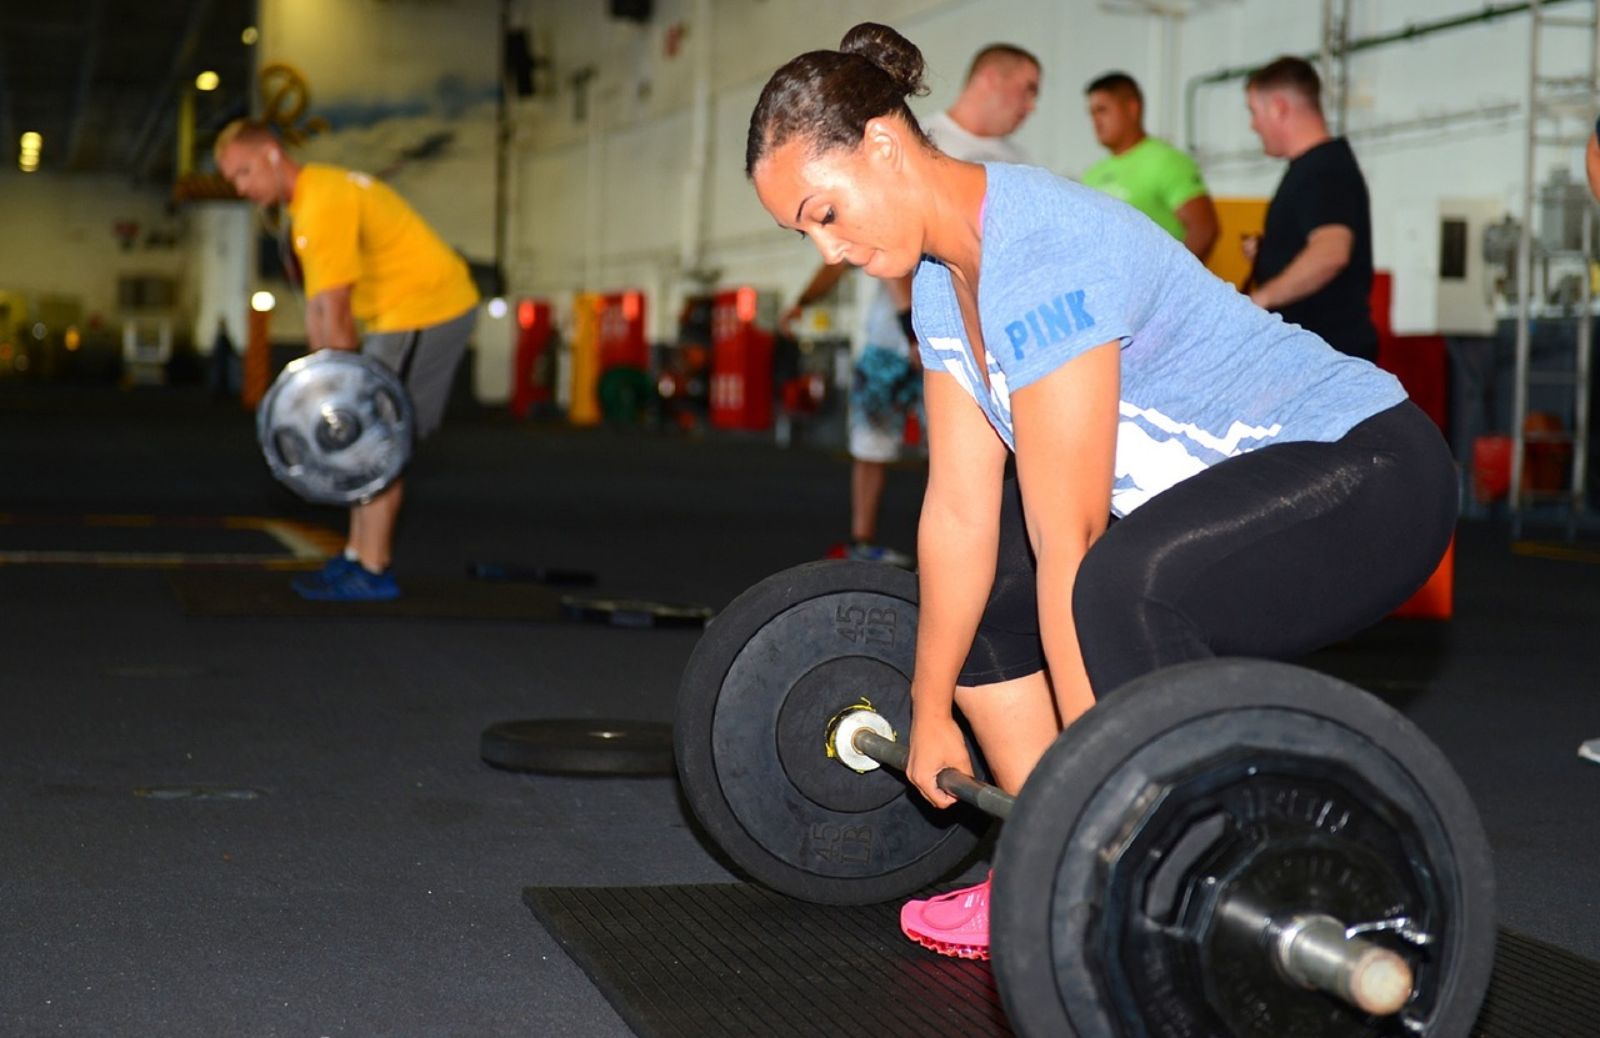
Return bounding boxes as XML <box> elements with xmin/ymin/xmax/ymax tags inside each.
<box><xmin>862</xmin><ymin>116</ymin><xmax>906</xmax><ymax>171</ymax></box>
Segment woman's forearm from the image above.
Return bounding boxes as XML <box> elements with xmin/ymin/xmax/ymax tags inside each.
<box><xmin>1034</xmin><ymin>544</ymin><xmax>1096</xmax><ymax>726</ymax></box>
<box><xmin>911</xmin><ymin>496</ymin><xmax>999</xmax><ymax>710</ymax></box>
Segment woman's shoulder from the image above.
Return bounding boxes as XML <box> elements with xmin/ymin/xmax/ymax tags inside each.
<box><xmin>989</xmin><ymin>164</ymin><xmax>1122</xmax><ymax>217</ymax></box>
<box><xmin>985</xmin><ymin>163</ymin><xmax>1128</xmax><ymax>253</ymax></box>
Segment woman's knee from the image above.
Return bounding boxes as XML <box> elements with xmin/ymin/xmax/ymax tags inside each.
<box><xmin>1072</xmin><ymin>536</ymin><xmax>1201</xmax><ymax>694</ymax></box>
<box><xmin>1071</xmin><ymin>535</ymin><xmax>1147</xmax><ymax>634</ymax></box>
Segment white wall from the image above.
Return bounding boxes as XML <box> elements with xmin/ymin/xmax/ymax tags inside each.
<box><xmin>257</xmin><ymin>0</ymin><xmax>501</xmax><ymax>260</ymax></box>
<box><xmin>508</xmin><ymin>0</ymin><xmax>1158</xmax><ymax>336</ymax></box>
<box><xmin>1182</xmin><ymin>0</ymin><xmax>1594</xmax><ymax>278</ymax></box>
<box><xmin>0</xmin><ymin>171</ymin><xmax>185</xmax><ymax>323</ymax></box>
<box><xmin>510</xmin><ymin>0</ymin><xmax>1595</xmax><ymax>334</ymax></box>
<box><xmin>7</xmin><ymin>2</ymin><xmax>1581</xmax><ymax>357</ymax></box>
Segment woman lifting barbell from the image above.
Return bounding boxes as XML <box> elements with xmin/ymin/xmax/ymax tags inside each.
<box><xmin>745</xmin><ymin>23</ymin><xmax>1455</xmax><ymax>960</ymax></box>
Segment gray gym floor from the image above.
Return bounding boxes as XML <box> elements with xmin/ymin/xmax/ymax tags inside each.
<box><xmin>1</xmin><ymin>383</ymin><xmax>1596</xmax><ymax>1037</ymax></box>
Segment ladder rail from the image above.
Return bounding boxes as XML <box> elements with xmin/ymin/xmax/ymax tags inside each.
<box><xmin>1512</xmin><ymin>0</ymin><xmax>1541</xmax><ymax>533</ymax></box>
<box><xmin>1513</xmin><ymin>0</ymin><xmax>1597</xmax><ymax>537</ymax></box>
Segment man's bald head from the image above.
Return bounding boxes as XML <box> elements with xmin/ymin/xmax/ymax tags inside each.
<box><xmin>214</xmin><ymin>118</ymin><xmax>281</xmax><ymax>160</ymax></box>
<box><xmin>951</xmin><ymin>43</ymin><xmax>1041</xmax><ymax>138</ymax></box>
<box><xmin>965</xmin><ymin>44</ymin><xmax>1041</xmax><ymax>85</ymax></box>
<box><xmin>214</xmin><ymin>119</ymin><xmax>296</xmax><ymax>207</ymax></box>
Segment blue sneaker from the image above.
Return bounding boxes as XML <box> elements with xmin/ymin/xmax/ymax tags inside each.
<box><xmin>317</xmin><ymin>554</ymin><xmax>359</xmax><ymax>579</ymax></box>
<box><xmin>292</xmin><ymin>563</ymin><xmax>401</xmax><ymax>602</ymax></box>
<box><xmin>845</xmin><ymin>542</ymin><xmax>914</xmax><ymax>569</ymax></box>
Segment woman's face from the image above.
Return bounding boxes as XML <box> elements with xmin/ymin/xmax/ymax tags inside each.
<box><xmin>752</xmin><ymin>127</ymin><xmax>922</xmax><ymax>279</ymax></box>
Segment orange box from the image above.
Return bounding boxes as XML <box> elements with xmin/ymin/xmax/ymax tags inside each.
<box><xmin>1391</xmin><ymin>535</ymin><xmax>1454</xmax><ymax>620</ymax></box>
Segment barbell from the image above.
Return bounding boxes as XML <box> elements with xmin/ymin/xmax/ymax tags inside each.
<box><xmin>673</xmin><ymin>560</ymin><xmax>1497</xmax><ymax>1037</ymax></box>
<box><xmin>257</xmin><ymin>350</ymin><xmax>413</xmax><ymax>505</ymax></box>
<box><xmin>830</xmin><ymin>700</ymin><xmax>1415</xmax><ymax>1022</ymax></box>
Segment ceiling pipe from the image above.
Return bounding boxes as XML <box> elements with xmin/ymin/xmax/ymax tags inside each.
<box><xmin>679</xmin><ymin>0</ymin><xmax>715</xmax><ymax>285</ymax></box>
<box><xmin>127</xmin><ymin>0</ymin><xmax>213</xmax><ymax>179</ymax></box>
<box><xmin>62</xmin><ymin>0</ymin><xmax>108</xmax><ymax>169</ymax></box>
<box><xmin>494</xmin><ymin>0</ymin><xmax>512</xmax><ymax>296</ymax></box>
<box><xmin>1183</xmin><ymin>0</ymin><xmax>1583</xmax><ymax>152</ymax></box>
<box><xmin>0</xmin><ymin>30</ymin><xmax>14</xmax><ymax>152</ymax></box>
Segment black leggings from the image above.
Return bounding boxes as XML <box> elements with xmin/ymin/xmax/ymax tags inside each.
<box><xmin>957</xmin><ymin>400</ymin><xmax>1458</xmax><ymax>697</ymax></box>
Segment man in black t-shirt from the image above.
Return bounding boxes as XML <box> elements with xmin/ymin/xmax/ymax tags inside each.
<box><xmin>1243</xmin><ymin>57</ymin><xmax>1378</xmax><ymax>361</ymax></box>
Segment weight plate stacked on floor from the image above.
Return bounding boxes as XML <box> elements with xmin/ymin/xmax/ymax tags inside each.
<box><xmin>674</xmin><ymin>560</ymin><xmax>992</xmax><ymax>906</ymax></box>
<box><xmin>480</xmin><ymin>719</ymin><xmax>675</xmax><ymax>776</ymax></box>
<box><xmin>561</xmin><ymin>594</ymin><xmax>715</xmax><ymax>629</ymax></box>
<box><xmin>991</xmin><ymin>658</ymin><xmax>1497</xmax><ymax>1038</ymax></box>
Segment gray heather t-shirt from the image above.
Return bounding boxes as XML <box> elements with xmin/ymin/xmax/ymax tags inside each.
<box><xmin>913</xmin><ymin>163</ymin><xmax>1407</xmax><ymax>517</ymax></box>
<box><xmin>855</xmin><ymin>114</ymin><xmax>1029</xmax><ymax>360</ymax></box>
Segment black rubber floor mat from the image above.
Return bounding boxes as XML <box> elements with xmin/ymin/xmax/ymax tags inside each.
<box><xmin>0</xmin><ymin>524</ymin><xmax>282</xmax><ymax>555</ymax></box>
<box><xmin>0</xmin><ymin>514</ymin><xmax>313</xmax><ymax>566</ymax></box>
<box><xmin>169</xmin><ymin>568</ymin><xmax>567</xmax><ymax>621</ymax></box>
<box><xmin>1471</xmin><ymin>929</ymin><xmax>1600</xmax><ymax>1037</ymax></box>
<box><xmin>524</xmin><ymin>883</ymin><xmax>1600</xmax><ymax>1038</ymax></box>
<box><xmin>524</xmin><ymin>883</ymin><xmax>1009</xmax><ymax>1038</ymax></box>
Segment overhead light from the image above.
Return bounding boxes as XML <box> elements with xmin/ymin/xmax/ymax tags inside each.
<box><xmin>241</xmin><ymin>26</ymin><xmax>259</xmax><ymax>45</ymax></box>
<box><xmin>20</xmin><ymin>131</ymin><xmax>41</xmax><ymax>151</ymax></box>
<box><xmin>487</xmin><ymin>297</ymin><xmax>508</xmax><ymax>319</ymax></box>
<box><xmin>250</xmin><ymin>291</ymin><xmax>277</xmax><ymax>313</ymax></box>
<box><xmin>195</xmin><ymin>70</ymin><xmax>220</xmax><ymax>92</ymax></box>
<box><xmin>19</xmin><ymin>156</ymin><xmax>38</xmax><ymax>173</ymax></box>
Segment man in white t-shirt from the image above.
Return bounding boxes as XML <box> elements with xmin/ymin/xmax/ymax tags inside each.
<box><xmin>780</xmin><ymin>43</ymin><xmax>1040</xmax><ymax>566</ymax></box>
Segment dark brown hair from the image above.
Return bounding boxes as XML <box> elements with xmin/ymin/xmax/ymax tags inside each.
<box><xmin>745</xmin><ymin>22</ymin><xmax>929</xmax><ymax>177</ymax></box>
<box><xmin>1085</xmin><ymin>71</ymin><xmax>1142</xmax><ymax>104</ymax></box>
<box><xmin>1246</xmin><ymin>56</ymin><xmax>1322</xmax><ymax>111</ymax></box>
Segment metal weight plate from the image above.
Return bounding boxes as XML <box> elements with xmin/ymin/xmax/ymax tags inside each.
<box><xmin>480</xmin><ymin>719</ymin><xmax>674</xmax><ymax>776</ymax></box>
<box><xmin>674</xmin><ymin>560</ymin><xmax>992</xmax><ymax>905</ymax></box>
<box><xmin>991</xmin><ymin>658</ymin><xmax>1496</xmax><ymax>1038</ymax></box>
<box><xmin>468</xmin><ymin>562</ymin><xmax>599</xmax><ymax>587</ymax></box>
<box><xmin>560</xmin><ymin>594</ymin><xmax>715</xmax><ymax>630</ymax></box>
<box><xmin>257</xmin><ymin>351</ymin><xmax>414</xmax><ymax>505</ymax></box>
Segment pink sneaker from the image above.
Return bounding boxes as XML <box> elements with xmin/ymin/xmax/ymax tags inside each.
<box><xmin>899</xmin><ymin>874</ymin><xmax>991</xmax><ymax>960</ymax></box>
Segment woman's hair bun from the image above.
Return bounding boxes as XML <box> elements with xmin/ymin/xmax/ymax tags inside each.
<box><xmin>839</xmin><ymin>23</ymin><xmax>928</xmax><ymax>98</ymax></box>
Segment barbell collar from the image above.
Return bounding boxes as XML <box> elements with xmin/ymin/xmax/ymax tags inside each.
<box><xmin>851</xmin><ymin>728</ymin><xmax>1015</xmax><ymax>820</ymax></box>
<box><xmin>1217</xmin><ymin>899</ymin><xmax>1415</xmax><ymax>1017</ymax></box>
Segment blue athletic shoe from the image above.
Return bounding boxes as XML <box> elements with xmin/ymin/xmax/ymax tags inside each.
<box><xmin>292</xmin><ymin>563</ymin><xmax>401</xmax><ymax>602</ymax></box>
<box><xmin>317</xmin><ymin>554</ymin><xmax>359</xmax><ymax>578</ymax></box>
<box><xmin>845</xmin><ymin>542</ymin><xmax>914</xmax><ymax>569</ymax></box>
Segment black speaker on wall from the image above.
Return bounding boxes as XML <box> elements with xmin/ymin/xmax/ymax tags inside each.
<box><xmin>610</xmin><ymin>0</ymin><xmax>652</xmax><ymax>23</ymax></box>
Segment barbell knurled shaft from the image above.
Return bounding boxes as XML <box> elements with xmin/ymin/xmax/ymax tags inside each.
<box><xmin>852</xmin><ymin>729</ymin><xmax>1015</xmax><ymax>820</ymax></box>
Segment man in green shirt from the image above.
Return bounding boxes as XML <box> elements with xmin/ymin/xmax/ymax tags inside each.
<box><xmin>1081</xmin><ymin>71</ymin><xmax>1218</xmax><ymax>262</ymax></box>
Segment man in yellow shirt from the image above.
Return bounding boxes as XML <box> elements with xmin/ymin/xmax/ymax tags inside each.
<box><xmin>216</xmin><ymin>119</ymin><xmax>479</xmax><ymax>601</ymax></box>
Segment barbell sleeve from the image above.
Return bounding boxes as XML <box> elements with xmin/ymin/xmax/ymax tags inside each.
<box><xmin>851</xmin><ymin>728</ymin><xmax>1016</xmax><ymax>820</ymax></box>
<box><xmin>1216</xmin><ymin>899</ymin><xmax>1416</xmax><ymax>1017</ymax></box>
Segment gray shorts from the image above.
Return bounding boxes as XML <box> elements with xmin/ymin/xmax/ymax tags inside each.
<box><xmin>362</xmin><ymin>307</ymin><xmax>476</xmax><ymax>440</ymax></box>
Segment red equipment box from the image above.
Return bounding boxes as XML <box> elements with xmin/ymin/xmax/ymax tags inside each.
<box><xmin>709</xmin><ymin>287</ymin><xmax>775</xmax><ymax>431</ymax></box>
<box><xmin>510</xmin><ymin>298</ymin><xmax>552</xmax><ymax>420</ymax></box>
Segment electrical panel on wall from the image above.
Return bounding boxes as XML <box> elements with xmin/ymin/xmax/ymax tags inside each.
<box><xmin>1391</xmin><ymin>197</ymin><xmax>1504</xmax><ymax>337</ymax></box>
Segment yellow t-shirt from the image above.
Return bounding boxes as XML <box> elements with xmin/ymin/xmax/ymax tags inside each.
<box><xmin>288</xmin><ymin>163</ymin><xmax>479</xmax><ymax>332</ymax></box>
